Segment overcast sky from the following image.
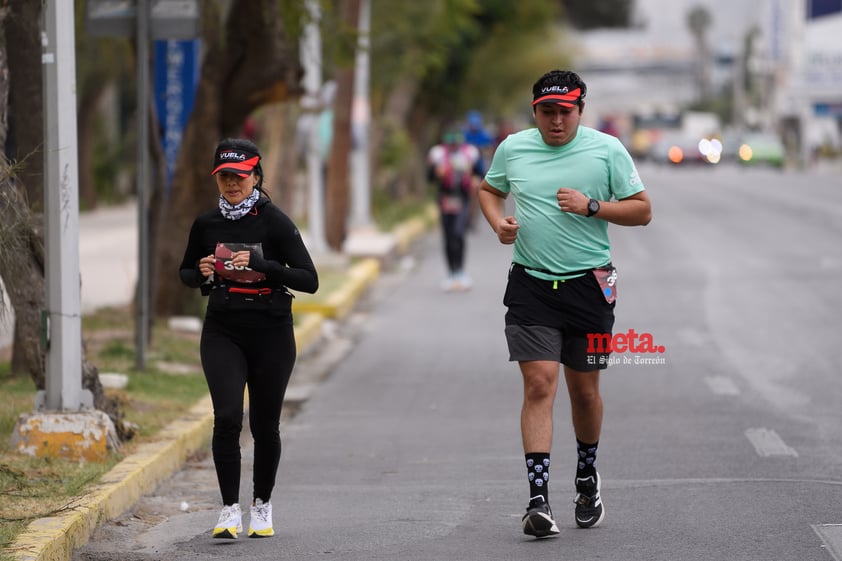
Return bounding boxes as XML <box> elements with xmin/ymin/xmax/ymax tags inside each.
<box><xmin>629</xmin><ymin>0</ymin><xmax>770</xmax><ymax>52</ymax></box>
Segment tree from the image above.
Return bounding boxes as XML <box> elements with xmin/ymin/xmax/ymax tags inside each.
<box><xmin>152</xmin><ymin>0</ymin><xmax>304</xmax><ymax>316</ymax></box>
<box><xmin>324</xmin><ymin>0</ymin><xmax>360</xmax><ymax>250</ymax></box>
<box><xmin>1</xmin><ymin>0</ymin><xmax>48</xmax><ymax>386</ymax></box>
<box><xmin>687</xmin><ymin>5</ymin><xmax>713</xmax><ymax>100</ymax></box>
<box><xmin>3</xmin><ymin>0</ymin><xmax>47</xmax><ymax>380</ymax></box>
<box><xmin>5</xmin><ymin>0</ymin><xmax>42</xmax><ymax>210</ymax></box>
<box><xmin>367</xmin><ymin>0</ymin><xmax>568</xmax><ymax>200</ymax></box>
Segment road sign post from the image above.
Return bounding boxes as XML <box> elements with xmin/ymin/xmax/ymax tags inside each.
<box><xmin>85</xmin><ymin>0</ymin><xmax>200</xmax><ymax>370</ymax></box>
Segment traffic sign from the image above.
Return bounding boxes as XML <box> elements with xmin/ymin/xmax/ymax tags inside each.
<box><xmin>85</xmin><ymin>0</ymin><xmax>199</xmax><ymax>39</ymax></box>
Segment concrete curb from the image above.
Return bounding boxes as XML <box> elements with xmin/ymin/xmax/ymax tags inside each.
<box><xmin>294</xmin><ymin>312</ymin><xmax>325</xmax><ymax>353</ymax></box>
<box><xmin>292</xmin><ymin>258</ymin><xmax>381</xmax><ymax>319</ymax></box>
<box><xmin>9</xmin><ymin>395</ymin><xmax>214</xmax><ymax>561</ymax></box>
<box><xmin>392</xmin><ymin>203</ymin><xmax>438</xmax><ymax>255</ymax></box>
<box><xmin>9</xmin><ymin>213</ymin><xmax>432</xmax><ymax>561</ymax></box>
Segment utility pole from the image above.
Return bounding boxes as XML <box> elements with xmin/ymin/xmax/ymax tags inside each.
<box><xmin>136</xmin><ymin>0</ymin><xmax>151</xmax><ymax>370</ymax></box>
<box><xmin>41</xmin><ymin>0</ymin><xmax>87</xmax><ymax>411</ymax></box>
<box><xmin>732</xmin><ymin>39</ymin><xmax>746</xmax><ymax>130</ymax></box>
<box><xmin>788</xmin><ymin>0</ymin><xmax>811</xmax><ymax>168</ymax></box>
<box><xmin>301</xmin><ymin>0</ymin><xmax>328</xmax><ymax>254</ymax></box>
<box><xmin>350</xmin><ymin>0</ymin><xmax>372</xmax><ymax>229</ymax></box>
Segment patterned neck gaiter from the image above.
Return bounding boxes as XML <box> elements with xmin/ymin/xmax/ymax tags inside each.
<box><xmin>219</xmin><ymin>189</ymin><xmax>260</xmax><ymax>220</ymax></box>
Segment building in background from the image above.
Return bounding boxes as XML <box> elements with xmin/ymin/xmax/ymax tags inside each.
<box><xmin>571</xmin><ymin>0</ymin><xmax>841</xmax><ymax>162</ymax></box>
<box><xmin>751</xmin><ymin>0</ymin><xmax>842</xmax><ymax>162</ymax></box>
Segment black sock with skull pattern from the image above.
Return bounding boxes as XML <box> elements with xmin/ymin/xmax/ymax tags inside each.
<box><xmin>525</xmin><ymin>452</ymin><xmax>550</xmax><ymax>502</ymax></box>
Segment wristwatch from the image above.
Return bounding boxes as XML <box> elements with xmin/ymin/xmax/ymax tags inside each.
<box><xmin>587</xmin><ymin>198</ymin><xmax>600</xmax><ymax>217</ymax></box>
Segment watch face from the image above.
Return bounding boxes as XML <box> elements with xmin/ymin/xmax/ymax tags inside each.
<box><xmin>588</xmin><ymin>199</ymin><xmax>599</xmax><ymax>215</ymax></box>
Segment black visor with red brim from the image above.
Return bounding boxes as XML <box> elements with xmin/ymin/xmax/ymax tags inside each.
<box><xmin>532</xmin><ymin>87</ymin><xmax>583</xmax><ymax>108</ymax></box>
<box><xmin>211</xmin><ymin>149</ymin><xmax>260</xmax><ymax>177</ymax></box>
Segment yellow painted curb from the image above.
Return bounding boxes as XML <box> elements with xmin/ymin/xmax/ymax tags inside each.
<box><xmin>393</xmin><ymin>203</ymin><xmax>438</xmax><ymax>255</ymax></box>
<box><xmin>292</xmin><ymin>258</ymin><xmax>380</xmax><ymax>319</ymax></box>
<box><xmin>294</xmin><ymin>312</ymin><xmax>323</xmax><ymax>354</ymax></box>
<box><xmin>10</xmin><ymin>395</ymin><xmax>214</xmax><ymax>561</ymax></box>
<box><xmin>393</xmin><ymin>217</ymin><xmax>426</xmax><ymax>255</ymax></box>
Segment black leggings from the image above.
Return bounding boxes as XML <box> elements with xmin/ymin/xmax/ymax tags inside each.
<box><xmin>440</xmin><ymin>207</ymin><xmax>470</xmax><ymax>274</ymax></box>
<box><xmin>200</xmin><ymin>314</ymin><xmax>296</xmax><ymax>506</ymax></box>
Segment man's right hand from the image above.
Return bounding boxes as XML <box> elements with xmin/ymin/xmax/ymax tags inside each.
<box><xmin>496</xmin><ymin>216</ymin><xmax>519</xmax><ymax>244</ymax></box>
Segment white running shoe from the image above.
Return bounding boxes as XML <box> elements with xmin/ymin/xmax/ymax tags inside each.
<box><xmin>248</xmin><ymin>498</ymin><xmax>274</xmax><ymax>538</ymax></box>
<box><xmin>212</xmin><ymin>503</ymin><xmax>243</xmax><ymax>539</ymax></box>
<box><xmin>441</xmin><ymin>272</ymin><xmax>472</xmax><ymax>292</ymax></box>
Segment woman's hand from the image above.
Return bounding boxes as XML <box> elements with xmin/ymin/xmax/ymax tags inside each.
<box><xmin>198</xmin><ymin>255</ymin><xmax>216</xmax><ymax>277</ymax></box>
<box><xmin>230</xmin><ymin>250</ymin><xmax>251</xmax><ymax>269</ymax></box>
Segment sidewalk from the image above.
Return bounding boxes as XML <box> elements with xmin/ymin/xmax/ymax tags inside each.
<box><xmin>7</xmin><ymin>205</ymin><xmax>436</xmax><ymax>561</ymax></box>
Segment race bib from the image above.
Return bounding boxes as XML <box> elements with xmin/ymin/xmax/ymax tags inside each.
<box><xmin>214</xmin><ymin>242</ymin><xmax>267</xmax><ymax>284</ymax></box>
<box><xmin>440</xmin><ymin>195</ymin><xmax>464</xmax><ymax>214</ymax></box>
<box><xmin>592</xmin><ymin>266</ymin><xmax>618</xmax><ymax>304</ymax></box>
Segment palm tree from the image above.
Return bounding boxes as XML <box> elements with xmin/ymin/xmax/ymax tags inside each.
<box><xmin>687</xmin><ymin>5</ymin><xmax>713</xmax><ymax>100</ymax></box>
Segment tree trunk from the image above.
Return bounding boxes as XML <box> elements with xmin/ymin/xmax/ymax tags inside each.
<box><xmin>261</xmin><ymin>102</ymin><xmax>300</xmax><ymax>214</ymax></box>
<box><xmin>370</xmin><ymin>76</ymin><xmax>421</xmax><ymax>200</ymax></box>
<box><xmin>0</xmin><ymin>3</ymin><xmax>6</xmax><ymax>139</ymax></box>
<box><xmin>6</xmin><ymin>0</ymin><xmax>43</xmax><ymax>209</ymax></box>
<box><xmin>0</xmin><ymin>189</ymin><xmax>46</xmax><ymax>386</ymax></box>
<box><xmin>76</xmin><ymin>82</ymin><xmax>109</xmax><ymax>210</ymax></box>
<box><xmin>325</xmin><ymin>66</ymin><xmax>354</xmax><ymax>249</ymax></box>
<box><xmin>2</xmin><ymin>0</ymin><xmax>48</xmax><ymax>382</ymax></box>
<box><xmin>3</xmin><ymin>0</ymin><xmax>48</xmax><ymax>382</ymax></box>
<box><xmin>82</xmin><ymin>358</ymin><xmax>135</xmax><ymax>440</ymax></box>
<box><xmin>153</xmin><ymin>0</ymin><xmax>303</xmax><ymax>317</ymax></box>
<box><xmin>324</xmin><ymin>0</ymin><xmax>360</xmax><ymax>250</ymax></box>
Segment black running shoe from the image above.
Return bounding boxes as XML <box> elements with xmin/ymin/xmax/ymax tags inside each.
<box><xmin>522</xmin><ymin>496</ymin><xmax>560</xmax><ymax>538</ymax></box>
<box><xmin>574</xmin><ymin>472</ymin><xmax>604</xmax><ymax>528</ymax></box>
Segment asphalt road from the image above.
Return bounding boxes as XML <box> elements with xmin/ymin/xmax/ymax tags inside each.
<box><xmin>75</xmin><ymin>162</ymin><xmax>842</xmax><ymax>561</ymax></box>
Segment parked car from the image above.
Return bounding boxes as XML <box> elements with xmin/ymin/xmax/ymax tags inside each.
<box><xmin>736</xmin><ymin>132</ymin><xmax>785</xmax><ymax>168</ymax></box>
<box><xmin>650</xmin><ymin>131</ymin><xmax>722</xmax><ymax>165</ymax></box>
<box><xmin>629</xmin><ymin>111</ymin><xmax>683</xmax><ymax>160</ymax></box>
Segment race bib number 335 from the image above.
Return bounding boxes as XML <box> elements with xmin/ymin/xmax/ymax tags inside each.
<box><xmin>214</xmin><ymin>242</ymin><xmax>267</xmax><ymax>284</ymax></box>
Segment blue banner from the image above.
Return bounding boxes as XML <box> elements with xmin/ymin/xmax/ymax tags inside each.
<box><xmin>808</xmin><ymin>0</ymin><xmax>842</xmax><ymax>19</ymax></box>
<box><xmin>154</xmin><ymin>39</ymin><xmax>201</xmax><ymax>189</ymax></box>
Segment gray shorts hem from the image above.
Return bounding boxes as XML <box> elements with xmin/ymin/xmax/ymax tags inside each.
<box><xmin>504</xmin><ymin>324</ymin><xmax>609</xmax><ymax>371</ymax></box>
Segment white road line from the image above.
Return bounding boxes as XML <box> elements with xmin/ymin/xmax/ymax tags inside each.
<box><xmin>704</xmin><ymin>376</ymin><xmax>740</xmax><ymax>396</ymax></box>
<box><xmin>812</xmin><ymin>524</ymin><xmax>842</xmax><ymax>561</ymax></box>
<box><xmin>745</xmin><ymin>428</ymin><xmax>799</xmax><ymax>457</ymax></box>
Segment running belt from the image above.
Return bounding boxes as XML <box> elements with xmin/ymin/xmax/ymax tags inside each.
<box><xmin>512</xmin><ymin>261</ymin><xmax>611</xmax><ymax>277</ymax></box>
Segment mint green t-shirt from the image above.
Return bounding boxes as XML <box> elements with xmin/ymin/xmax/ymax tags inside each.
<box><xmin>485</xmin><ymin>126</ymin><xmax>644</xmax><ymax>279</ymax></box>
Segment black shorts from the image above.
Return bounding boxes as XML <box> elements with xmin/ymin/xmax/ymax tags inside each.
<box><xmin>503</xmin><ymin>264</ymin><xmax>615</xmax><ymax>371</ymax></box>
